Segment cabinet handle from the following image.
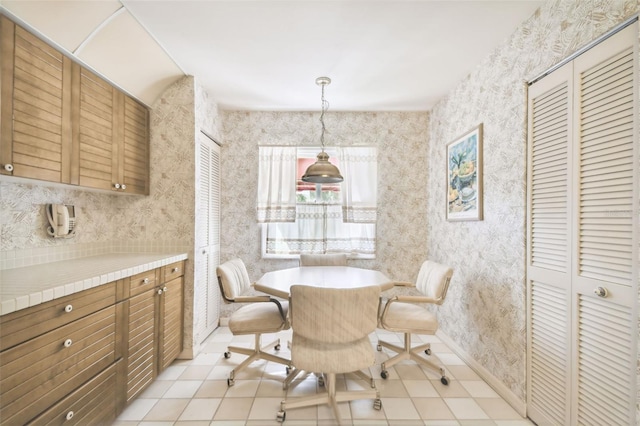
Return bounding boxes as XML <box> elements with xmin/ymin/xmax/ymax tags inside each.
<box><xmin>157</xmin><ymin>288</ymin><xmax>163</xmax><ymax>295</ymax></box>
<box><xmin>114</xmin><ymin>183</ymin><xmax>121</xmax><ymax>189</ymax></box>
<box><xmin>143</xmin><ymin>278</ymin><xmax>150</xmax><ymax>284</ymax></box>
<box><xmin>172</xmin><ymin>267</ymin><xmax>180</xmax><ymax>273</ymax></box>
<box><xmin>63</xmin><ymin>339</ymin><xmax>73</xmax><ymax>348</ymax></box>
<box><xmin>64</xmin><ymin>304</ymin><xmax>73</xmax><ymax>313</ymax></box>
<box><xmin>65</xmin><ymin>411</ymin><xmax>74</xmax><ymax>421</ymax></box>
<box><xmin>121</xmin><ymin>184</ymin><xmax>127</xmax><ymax>190</ymax></box>
<box><xmin>163</xmin><ymin>286</ymin><xmax>168</xmax><ymax>292</ymax></box>
<box><xmin>594</xmin><ymin>286</ymin><xmax>609</xmax><ymax>298</ymax></box>
<box><xmin>3</xmin><ymin>164</ymin><xmax>13</xmax><ymax>172</ymax></box>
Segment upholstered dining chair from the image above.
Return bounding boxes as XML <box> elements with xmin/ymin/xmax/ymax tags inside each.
<box><xmin>217</xmin><ymin>258</ymin><xmax>291</xmax><ymax>386</ymax></box>
<box><xmin>377</xmin><ymin>260</ymin><xmax>454</xmax><ymax>384</ymax></box>
<box><xmin>299</xmin><ymin>253</ymin><xmax>348</xmax><ymax>266</ymax></box>
<box><xmin>277</xmin><ymin>285</ymin><xmax>382</xmax><ymax>424</ymax></box>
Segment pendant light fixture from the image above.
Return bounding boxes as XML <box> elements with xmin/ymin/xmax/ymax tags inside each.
<box><xmin>301</xmin><ymin>77</ymin><xmax>344</xmax><ymax>183</ymax></box>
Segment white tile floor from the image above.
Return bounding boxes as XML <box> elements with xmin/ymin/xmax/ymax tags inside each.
<box><xmin>113</xmin><ymin>326</ymin><xmax>534</xmax><ymax>426</ymax></box>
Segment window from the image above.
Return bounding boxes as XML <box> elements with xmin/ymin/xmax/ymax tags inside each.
<box><xmin>257</xmin><ymin>146</ymin><xmax>377</xmax><ymax>259</ymax></box>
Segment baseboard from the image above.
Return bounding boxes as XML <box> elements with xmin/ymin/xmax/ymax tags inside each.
<box><xmin>436</xmin><ymin>330</ymin><xmax>527</xmax><ymax>417</ymax></box>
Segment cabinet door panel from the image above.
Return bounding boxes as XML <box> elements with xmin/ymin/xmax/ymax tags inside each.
<box><xmin>126</xmin><ymin>290</ymin><xmax>156</xmax><ymax>403</ymax></box>
<box><xmin>122</xmin><ymin>96</ymin><xmax>149</xmax><ymax>194</ymax></box>
<box><xmin>159</xmin><ymin>276</ymin><xmax>183</xmax><ymax>371</ymax></box>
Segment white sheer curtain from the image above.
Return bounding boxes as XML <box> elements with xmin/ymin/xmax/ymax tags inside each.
<box><xmin>256</xmin><ymin>146</ymin><xmax>297</xmax><ymax>223</ymax></box>
<box><xmin>339</xmin><ymin>147</ymin><xmax>377</xmax><ymax>223</ymax></box>
<box><xmin>261</xmin><ymin>146</ymin><xmax>377</xmax><ymax>257</ymax></box>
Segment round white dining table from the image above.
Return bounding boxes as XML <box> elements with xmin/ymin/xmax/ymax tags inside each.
<box><xmin>254</xmin><ymin>266</ymin><xmax>393</xmax><ymax>299</ymax></box>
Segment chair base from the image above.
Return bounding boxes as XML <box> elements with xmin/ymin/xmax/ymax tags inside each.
<box><xmin>277</xmin><ymin>372</ymin><xmax>381</xmax><ymax>425</ymax></box>
<box><xmin>225</xmin><ymin>334</ymin><xmax>291</xmax><ymax>386</ymax></box>
<box><xmin>377</xmin><ymin>333</ymin><xmax>449</xmax><ymax>385</ymax></box>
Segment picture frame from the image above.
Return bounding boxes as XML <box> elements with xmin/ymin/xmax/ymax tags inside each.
<box><xmin>446</xmin><ymin>123</ymin><xmax>483</xmax><ymax>221</ymax></box>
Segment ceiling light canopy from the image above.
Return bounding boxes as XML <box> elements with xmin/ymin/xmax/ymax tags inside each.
<box><xmin>301</xmin><ymin>77</ymin><xmax>344</xmax><ymax>184</ymax></box>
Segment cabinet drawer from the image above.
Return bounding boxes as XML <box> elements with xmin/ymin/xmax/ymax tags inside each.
<box><xmin>129</xmin><ymin>269</ymin><xmax>157</xmax><ymax>297</ymax></box>
<box><xmin>0</xmin><ymin>305</ymin><xmax>116</xmax><ymax>425</ymax></box>
<box><xmin>0</xmin><ymin>282</ymin><xmax>116</xmax><ymax>351</ymax></box>
<box><xmin>162</xmin><ymin>260</ymin><xmax>185</xmax><ymax>282</ymax></box>
<box><xmin>27</xmin><ymin>361</ymin><xmax>118</xmax><ymax>426</ymax></box>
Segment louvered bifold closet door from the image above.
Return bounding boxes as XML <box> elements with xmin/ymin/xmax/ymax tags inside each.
<box><xmin>10</xmin><ymin>22</ymin><xmax>72</xmax><ymax>182</ymax></box>
<box><xmin>527</xmin><ymin>62</ymin><xmax>573</xmax><ymax>426</ymax></box>
<box><xmin>572</xmin><ymin>24</ymin><xmax>637</xmax><ymax>426</ymax></box>
<box><xmin>194</xmin><ymin>133</ymin><xmax>220</xmax><ymax>345</ymax></box>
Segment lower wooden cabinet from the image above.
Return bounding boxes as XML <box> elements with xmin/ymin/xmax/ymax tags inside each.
<box><xmin>0</xmin><ymin>260</ymin><xmax>186</xmax><ymax>424</ymax></box>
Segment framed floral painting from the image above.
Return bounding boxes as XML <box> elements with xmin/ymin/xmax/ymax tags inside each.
<box><xmin>446</xmin><ymin>124</ymin><xmax>483</xmax><ymax>221</ymax></box>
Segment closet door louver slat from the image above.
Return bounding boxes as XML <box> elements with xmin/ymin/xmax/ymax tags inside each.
<box><xmin>530</xmin><ymin>81</ymin><xmax>569</xmax><ymax>272</ymax></box>
<box><xmin>578</xmin><ymin>48</ymin><xmax>634</xmax><ymax>286</ymax></box>
<box><xmin>577</xmin><ymin>296</ymin><xmax>633</xmax><ymax>426</ymax></box>
<box><xmin>529</xmin><ymin>281</ymin><xmax>569</xmax><ymax>425</ymax></box>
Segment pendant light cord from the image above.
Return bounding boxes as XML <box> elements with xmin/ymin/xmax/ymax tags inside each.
<box><xmin>320</xmin><ymin>82</ymin><xmax>329</xmax><ymax>151</ymax></box>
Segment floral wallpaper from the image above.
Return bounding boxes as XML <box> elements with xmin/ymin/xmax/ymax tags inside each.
<box><xmin>219</xmin><ymin>111</ymin><xmax>430</xmax><ymax>318</ymax></box>
<box><xmin>428</xmin><ymin>0</ymin><xmax>640</xmax><ymax>407</ymax></box>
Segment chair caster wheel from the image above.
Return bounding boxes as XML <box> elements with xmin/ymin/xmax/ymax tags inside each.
<box><xmin>377</xmin><ymin>343</ymin><xmax>382</xmax><ymax>351</ymax></box>
<box><xmin>224</xmin><ymin>351</ymin><xmax>231</xmax><ymax>359</ymax></box>
<box><xmin>227</xmin><ymin>378</ymin><xmax>235</xmax><ymax>386</ymax></box>
<box><xmin>275</xmin><ymin>344</ymin><xmax>281</xmax><ymax>351</ymax></box>
<box><xmin>277</xmin><ymin>410</ymin><xmax>286</xmax><ymax>422</ymax></box>
<box><xmin>373</xmin><ymin>398</ymin><xmax>382</xmax><ymax>410</ymax></box>
<box><xmin>425</xmin><ymin>348</ymin><xmax>432</xmax><ymax>355</ymax></box>
<box><xmin>441</xmin><ymin>376</ymin><xmax>449</xmax><ymax>385</ymax></box>
<box><xmin>318</xmin><ymin>375</ymin><xmax>325</xmax><ymax>387</ymax></box>
<box><xmin>380</xmin><ymin>370</ymin><xmax>389</xmax><ymax>379</ymax></box>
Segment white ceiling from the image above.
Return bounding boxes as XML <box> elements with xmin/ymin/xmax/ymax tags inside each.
<box><xmin>1</xmin><ymin>0</ymin><xmax>543</xmax><ymax>111</ymax></box>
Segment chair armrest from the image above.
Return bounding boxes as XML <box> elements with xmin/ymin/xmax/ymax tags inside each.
<box><xmin>379</xmin><ymin>294</ymin><xmax>439</xmax><ymax>323</ymax></box>
<box><xmin>393</xmin><ymin>295</ymin><xmax>439</xmax><ymax>304</ymax></box>
<box><xmin>234</xmin><ymin>295</ymin><xmax>272</xmax><ymax>303</ymax></box>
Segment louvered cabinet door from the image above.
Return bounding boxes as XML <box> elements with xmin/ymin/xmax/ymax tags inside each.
<box><xmin>571</xmin><ymin>24</ymin><xmax>637</xmax><ymax>426</ymax></box>
<box><xmin>75</xmin><ymin>65</ymin><xmax>115</xmax><ymax>190</ymax></box>
<box><xmin>120</xmin><ymin>95</ymin><xmax>149</xmax><ymax>195</ymax></box>
<box><xmin>0</xmin><ymin>16</ymin><xmax>73</xmax><ymax>182</ymax></box>
<box><xmin>526</xmin><ymin>62</ymin><xmax>573</xmax><ymax>426</ymax></box>
<box><xmin>158</xmin><ymin>276</ymin><xmax>183</xmax><ymax>371</ymax></box>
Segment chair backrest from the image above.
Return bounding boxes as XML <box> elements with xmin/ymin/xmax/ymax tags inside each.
<box><xmin>290</xmin><ymin>285</ymin><xmax>380</xmax><ymax>344</ymax></box>
<box><xmin>415</xmin><ymin>260</ymin><xmax>453</xmax><ymax>305</ymax></box>
<box><xmin>299</xmin><ymin>253</ymin><xmax>348</xmax><ymax>266</ymax></box>
<box><xmin>216</xmin><ymin>258</ymin><xmax>252</xmax><ymax>302</ymax></box>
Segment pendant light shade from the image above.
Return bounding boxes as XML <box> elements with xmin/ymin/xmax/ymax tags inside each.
<box><xmin>301</xmin><ymin>77</ymin><xmax>343</xmax><ymax>184</ymax></box>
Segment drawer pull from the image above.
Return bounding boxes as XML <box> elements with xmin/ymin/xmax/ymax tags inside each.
<box><xmin>121</xmin><ymin>184</ymin><xmax>127</xmax><ymax>190</ymax></box>
<box><xmin>64</xmin><ymin>304</ymin><xmax>73</xmax><ymax>313</ymax></box>
<box><xmin>143</xmin><ymin>278</ymin><xmax>150</xmax><ymax>284</ymax></box>
<box><xmin>172</xmin><ymin>267</ymin><xmax>180</xmax><ymax>273</ymax></box>
<box><xmin>157</xmin><ymin>288</ymin><xmax>163</xmax><ymax>295</ymax></box>
<box><xmin>66</xmin><ymin>411</ymin><xmax>74</xmax><ymax>421</ymax></box>
<box><xmin>113</xmin><ymin>183</ymin><xmax>121</xmax><ymax>189</ymax></box>
<box><xmin>163</xmin><ymin>286</ymin><xmax>168</xmax><ymax>293</ymax></box>
<box><xmin>64</xmin><ymin>339</ymin><xmax>73</xmax><ymax>348</ymax></box>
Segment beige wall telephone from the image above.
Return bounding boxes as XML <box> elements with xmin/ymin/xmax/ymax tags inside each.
<box><xmin>46</xmin><ymin>204</ymin><xmax>76</xmax><ymax>238</ymax></box>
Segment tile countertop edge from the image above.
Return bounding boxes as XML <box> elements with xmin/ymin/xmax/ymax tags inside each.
<box><xmin>0</xmin><ymin>252</ymin><xmax>188</xmax><ymax>316</ymax></box>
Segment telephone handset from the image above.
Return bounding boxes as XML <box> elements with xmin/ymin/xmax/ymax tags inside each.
<box><xmin>46</xmin><ymin>204</ymin><xmax>76</xmax><ymax>238</ymax></box>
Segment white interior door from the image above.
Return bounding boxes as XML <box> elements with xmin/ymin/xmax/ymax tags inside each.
<box><xmin>194</xmin><ymin>131</ymin><xmax>221</xmax><ymax>345</ymax></box>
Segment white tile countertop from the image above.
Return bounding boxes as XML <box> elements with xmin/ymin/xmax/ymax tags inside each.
<box><xmin>0</xmin><ymin>252</ymin><xmax>188</xmax><ymax>316</ymax></box>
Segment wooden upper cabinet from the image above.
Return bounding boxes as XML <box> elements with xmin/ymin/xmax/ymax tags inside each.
<box><xmin>0</xmin><ymin>16</ymin><xmax>73</xmax><ymax>183</ymax></box>
<box><xmin>0</xmin><ymin>15</ymin><xmax>150</xmax><ymax>195</ymax></box>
